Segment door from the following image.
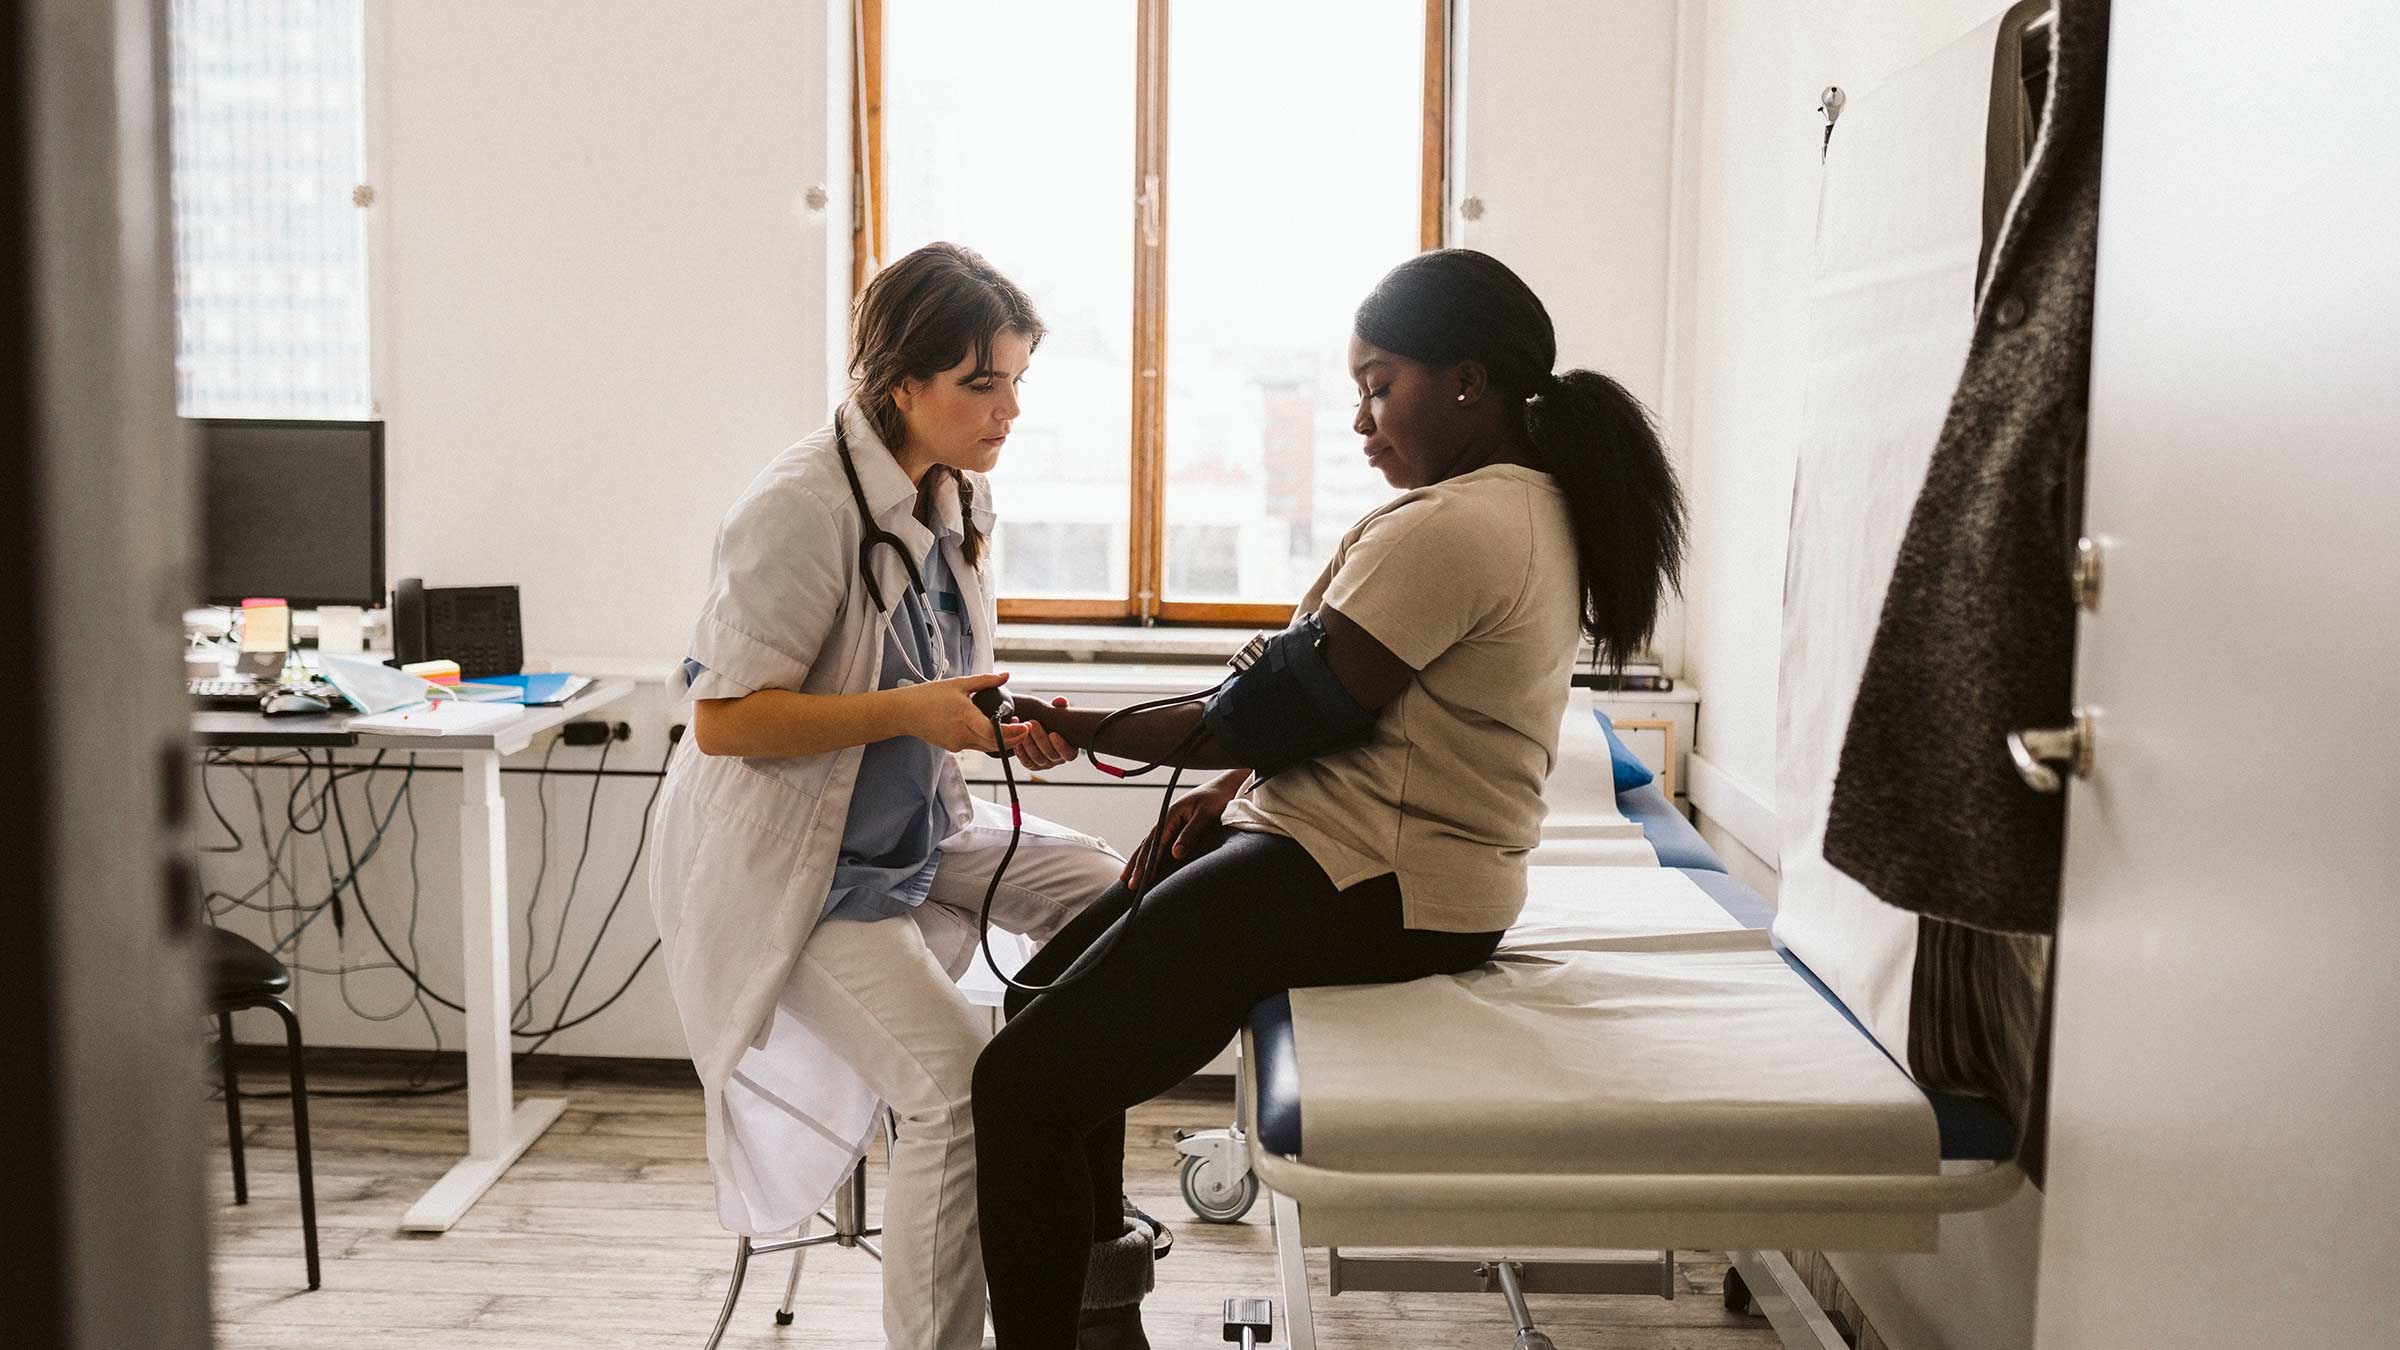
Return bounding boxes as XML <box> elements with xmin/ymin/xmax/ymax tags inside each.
<box><xmin>8</xmin><ymin>0</ymin><xmax>215</xmax><ymax>1344</ymax></box>
<box><xmin>2032</xmin><ymin>3</ymin><xmax>2400</xmax><ymax>1345</ymax></box>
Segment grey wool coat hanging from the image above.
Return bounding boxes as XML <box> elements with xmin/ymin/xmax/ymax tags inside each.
<box><xmin>1823</xmin><ymin>0</ymin><xmax>2110</xmax><ymax>938</ymax></box>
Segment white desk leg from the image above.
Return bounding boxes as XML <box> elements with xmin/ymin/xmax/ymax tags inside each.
<box><xmin>401</xmin><ymin>748</ymin><xmax>568</xmax><ymax>1232</ymax></box>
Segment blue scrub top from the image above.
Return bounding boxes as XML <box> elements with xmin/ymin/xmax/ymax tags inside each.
<box><xmin>679</xmin><ymin>516</ymin><xmax>972</xmax><ymax>926</ymax></box>
<box><xmin>817</xmin><ymin>533</ymin><xmax>972</xmax><ymax>923</ymax></box>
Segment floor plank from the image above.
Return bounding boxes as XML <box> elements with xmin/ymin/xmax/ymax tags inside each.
<box><xmin>211</xmin><ymin>1057</ymin><xmax>1779</xmax><ymax>1348</ymax></box>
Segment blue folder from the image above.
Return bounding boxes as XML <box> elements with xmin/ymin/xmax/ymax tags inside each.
<box><xmin>477</xmin><ymin>672</ymin><xmax>587</xmax><ymax>706</ymax></box>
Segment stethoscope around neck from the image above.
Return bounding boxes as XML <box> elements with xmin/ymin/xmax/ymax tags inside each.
<box><xmin>835</xmin><ymin>408</ymin><xmax>954</xmax><ymax>683</ymax></box>
<box><xmin>835</xmin><ymin>409</ymin><xmax>929</xmax><ymax>616</ymax></box>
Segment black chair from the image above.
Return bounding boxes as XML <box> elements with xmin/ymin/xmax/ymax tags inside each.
<box><xmin>206</xmin><ymin>926</ymin><xmax>320</xmax><ymax>1290</ymax></box>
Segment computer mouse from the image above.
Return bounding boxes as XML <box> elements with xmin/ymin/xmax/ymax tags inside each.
<box><xmin>259</xmin><ymin>690</ymin><xmax>333</xmax><ymax>716</ymax></box>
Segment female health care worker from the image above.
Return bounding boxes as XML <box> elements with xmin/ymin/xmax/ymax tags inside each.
<box><xmin>648</xmin><ymin>243</ymin><xmax>1126</xmax><ymax>1350</ymax></box>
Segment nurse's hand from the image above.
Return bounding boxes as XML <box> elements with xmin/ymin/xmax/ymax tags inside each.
<box><xmin>1002</xmin><ymin>696</ymin><xmax>1077</xmax><ymax>771</ymax></box>
<box><xmin>903</xmin><ymin>671</ymin><xmax>1012</xmax><ymax>753</ymax></box>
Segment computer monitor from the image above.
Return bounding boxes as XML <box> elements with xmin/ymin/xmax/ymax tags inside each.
<box><xmin>194</xmin><ymin>418</ymin><xmax>386</xmax><ymax>610</ymax></box>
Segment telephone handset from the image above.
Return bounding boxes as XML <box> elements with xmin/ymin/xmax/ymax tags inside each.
<box><xmin>388</xmin><ymin>576</ymin><xmax>524</xmax><ymax>679</ymax></box>
<box><xmin>390</xmin><ymin>576</ymin><xmax>428</xmax><ymax>667</ymax></box>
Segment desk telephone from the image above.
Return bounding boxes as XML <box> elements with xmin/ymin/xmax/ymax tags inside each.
<box><xmin>390</xmin><ymin>577</ymin><xmax>524</xmax><ymax>680</ymax></box>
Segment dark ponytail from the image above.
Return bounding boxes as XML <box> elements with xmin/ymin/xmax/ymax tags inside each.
<box><xmin>1529</xmin><ymin>368</ymin><xmax>1686</xmax><ymax>669</ymax></box>
<box><xmin>1354</xmin><ymin>249</ymin><xmax>1685</xmax><ymax>668</ymax></box>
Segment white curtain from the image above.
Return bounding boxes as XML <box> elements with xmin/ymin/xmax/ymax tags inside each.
<box><xmin>1772</xmin><ymin>13</ymin><xmax>2020</xmax><ymax>1058</ymax></box>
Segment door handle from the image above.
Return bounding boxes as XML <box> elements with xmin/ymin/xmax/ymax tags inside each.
<box><xmin>2007</xmin><ymin>710</ymin><xmax>2095</xmax><ymax>793</ymax></box>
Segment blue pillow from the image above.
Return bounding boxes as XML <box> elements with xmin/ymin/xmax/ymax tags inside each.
<box><xmin>1594</xmin><ymin>710</ymin><xmax>1655</xmax><ymax>793</ymax></box>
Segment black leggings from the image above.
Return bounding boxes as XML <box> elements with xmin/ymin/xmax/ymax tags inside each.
<box><xmin>972</xmin><ymin>828</ymin><xmax>1504</xmax><ymax>1348</ymax></box>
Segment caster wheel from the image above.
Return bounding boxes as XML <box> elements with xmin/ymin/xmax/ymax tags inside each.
<box><xmin>1724</xmin><ymin>1266</ymin><xmax>1757</xmax><ymax>1316</ymax></box>
<box><xmin>1512</xmin><ymin>1334</ymin><xmax>1558</xmax><ymax>1350</ymax></box>
<box><xmin>1179</xmin><ymin>1152</ymin><xmax>1260</xmax><ymax>1223</ymax></box>
<box><xmin>774</xmin><ymin>1311</ymin><xmax>794</xmax><ymax>1326</ymax></box>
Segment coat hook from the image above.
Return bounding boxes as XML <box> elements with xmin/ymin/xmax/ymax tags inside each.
<box><xmin>1818</xmin><ymin>86</ymin><xmax>1847</xmax><ymax>158</ymax></box>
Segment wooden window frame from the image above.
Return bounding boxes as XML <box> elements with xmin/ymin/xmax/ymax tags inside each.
<box><xmin>855</xmin><ymin>0</ymin><xmax>1449</xmax><ymax>626</ymax></box>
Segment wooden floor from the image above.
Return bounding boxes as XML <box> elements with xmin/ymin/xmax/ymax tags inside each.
<box><xmin>211</xmin><ymin>1055</ymin><xmax>1782</xmax><ymax>1349</ymax></box>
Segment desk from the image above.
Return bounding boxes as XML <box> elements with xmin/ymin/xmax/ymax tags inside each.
<box><xmin>194</xmin><ymin>677</ymin><xmax>636</xmax><ymax>1232</ymax></box>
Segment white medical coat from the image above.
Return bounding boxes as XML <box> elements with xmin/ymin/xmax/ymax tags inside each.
<box><xmin>648</xmin><ymin>405</ymin><xmax>1004</xmax><ymax>1234</ymax></box>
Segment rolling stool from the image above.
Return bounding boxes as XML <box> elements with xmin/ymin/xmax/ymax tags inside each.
<box><xmin>703</xmin><ymin>1115</ymin><xmax>893</xmax><ymax>1349</ymax></box>
<box><xmin>206</xmin><ymin>925</ymin><xmax>320</xmax><ymax>1291</ymax></box>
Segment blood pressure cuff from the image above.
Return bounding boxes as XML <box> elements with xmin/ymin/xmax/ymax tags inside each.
<box><xmin>1201</xmin><ymin>613</ymin><xmax>1377</xmax><ymax>778</ymax></box>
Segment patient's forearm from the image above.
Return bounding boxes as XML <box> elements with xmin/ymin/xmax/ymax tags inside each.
<box><xmin>1029</xmin><ymin>702</ymin><xmax>1245</xmax><ymax>770</ymax></box>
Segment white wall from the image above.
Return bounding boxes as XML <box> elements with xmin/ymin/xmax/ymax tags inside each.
<box><xmin>1452</xmin><ymin>0</ymin><xmax>1678</xmax><ymax>424</ymax></box>
<box><xmin>1679</xmin><ymin>0</ymin><xmax>2034</xmax><ymax>798</ymax></box>
<box><xmin>1674</xmin><ymin>3</ymin><xmax>2044</xmax><ymax>1347</ymax></box>
<box><xmin>368</xmin><ymin>0</ymin><xmax>850</xmax><ymax>669</ymax></box>
<box><xmin>1450</xmin><ymin>0</ymin><xmax>1685</xmax><ymax>669</ymax></box>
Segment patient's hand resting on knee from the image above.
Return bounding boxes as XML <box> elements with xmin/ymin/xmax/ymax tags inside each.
<box><xmin>1122</xmin><ymin>769</ymin><xmax>1250</xmax><ymax>890</ymax></box>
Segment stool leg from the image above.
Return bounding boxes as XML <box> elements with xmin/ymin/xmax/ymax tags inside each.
<box><xmin>705</xmin><ymin>1236</ymin><xmax>751</xmax><ymax>1350</ymax></box>
<box><xmin>841</xmin><ymin>1156</ymin><xmax>883</xmax><ymax>1260</ymax></box>
<box><xmin>217</xmin><ymin>1012</ymin><xmax>247</xmax><ymax>1205</ymax></box>
<box><xmin>777</xmin><ymin>1221</ymin><xmax>808</xmax><ymax>1325</ymax></box>
<box><xmin>269</xmin><ymin>999</ymin><xmax>320</xmax><ymax>1290</ymax></box>
<box><xmin>834</xmin><ymin>1158</ymin><xmax>864</xmax><ymax>1237</ymax></box>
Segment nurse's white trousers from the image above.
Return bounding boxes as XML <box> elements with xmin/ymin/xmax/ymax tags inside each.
<box><xmin>778</xmin><ymin>818</ymin><xmax>1122</xmax><ymax>1350</ymax></box>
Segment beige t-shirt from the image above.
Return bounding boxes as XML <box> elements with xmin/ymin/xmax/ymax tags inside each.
<box><xmin>1219</xmin><ymin>463</ymin><xmax>1582</xmax><ymax>933</ymax></box>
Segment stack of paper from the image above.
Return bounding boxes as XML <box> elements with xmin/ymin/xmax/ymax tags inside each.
<box><xmin>350</xmin><ymin>701</ymin><xmax>527</xmax><ymax>737</ymax></box>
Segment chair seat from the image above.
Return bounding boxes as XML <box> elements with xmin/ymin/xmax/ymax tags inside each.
<box><xmin>205</xmin><ymin>926</ymin><xmax>291</xmax><ymax>1004</ymax></box>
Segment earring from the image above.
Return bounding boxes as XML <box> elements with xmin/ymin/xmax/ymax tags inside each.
<box><xmin>1455</xmin><ymin>393</ymin><xmax>1468</xmax><ymax>404</ymax></box>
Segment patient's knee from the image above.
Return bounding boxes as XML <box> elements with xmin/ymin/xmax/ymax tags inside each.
<box><xmin>971</xmin><ymin>1037</ymin><xmax>1019</xmax><ymax>1112</ymax></box>
<box><xmin>971</xmin><ymin>1029</ymin><xmax>1050</xmax><ymax>1128</ymax></box>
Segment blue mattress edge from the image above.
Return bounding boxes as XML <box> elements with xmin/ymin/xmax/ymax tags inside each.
<box><xmin>1766</xmin><ymin>943</ymin><xmax>2019</xmax><ymax>1162</ymax></box>
<box><xmin>1616</xmin><ymin>778</ymin><xmax>1723</xmax><ymax>873</ymax></box>
<box><xmin>1249</xmin><ymin>991</ymin><xmax>1305</xmax><ymax>1157</ymax></box>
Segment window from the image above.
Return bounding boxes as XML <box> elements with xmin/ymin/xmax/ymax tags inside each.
<box><xmin>167</xmin><ymin>0</ymin><xmax>372</xmax><ymax>420</ymax></box>
<box><xmin>865</xmin><ymin>0</ymin><xmax>1443</xmax><ymax>623</ymax></box>
<box><xmin>993</xmin><ymin>521</ymin><xmax>1116</xmax><ymax>598</ymax></box>
<box><xmin>881</xmin><ymin>0</ymin><xmax>1138</xmax><ymax>608</ymax></box>
<box><xmin>1165</xmin><ymin>523</ymin><xmax>1242</xmax><ymax>598</ymax></box>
